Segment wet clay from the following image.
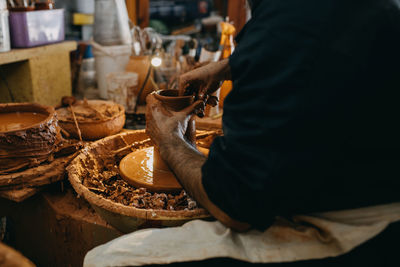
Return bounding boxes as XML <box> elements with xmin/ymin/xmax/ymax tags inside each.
<box><xmin>56</xmin><ymin>100</ymin><xmax>125</xmax><ymax>140</ymax></box>
<box><xmin>82</xmin><ymin>155</ymin><xmax>199</xmax><ymax>211</ymax></box>
<box><xmin>0</xmin><ymin>112</ymin><xmax>47</xmax><ymax>132</ymax></box>
<box><xmin>0</xmin><ymin>103</ymin><xmax>62</xmax><ymax>174</ymax></box>
<box><xmin>57</xmin><ymin>99</ymin><xmax>122</xmax><ymax>123</ymax></box>
<box><xmin>119</xmin><ymin>146</ymin><xmax>209</xmax><ymax>192</ymax></box>
<box><xmin>119</xmin><ymin>147</ymin><xmax>182</xmax><ymax>192</ymax></box>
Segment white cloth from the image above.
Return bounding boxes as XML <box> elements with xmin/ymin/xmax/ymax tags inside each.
<box><xmin>84</xmin><ymin>202</ymin><xmax>400</xmax><ymax>267</ymax></box>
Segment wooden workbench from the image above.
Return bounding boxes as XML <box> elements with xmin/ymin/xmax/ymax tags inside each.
<box><xmin>0</xmin><ymin>41</ymin><xmax>77</xmax><ymax>106</ymax></box>
<box><xmin>0</xmin><ymin>185</ymin><xmax>122</xmax><ymax>267</ymax></box>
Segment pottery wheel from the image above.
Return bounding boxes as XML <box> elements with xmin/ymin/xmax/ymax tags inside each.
<box><xmin>119</xmin><ymin>147</ymin><xmax>181</xmax><ymax>192</ymax></box>
<box><xmin>119</xmin><ymin>146</ymin><xmax>209</xmax><ymax>193</ymax></box>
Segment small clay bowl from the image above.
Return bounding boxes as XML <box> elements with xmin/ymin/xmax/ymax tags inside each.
<box><xmin>0</xmin><ymin>103</ymin><xmax>60</xmax><ymax>173</ymax></box>
<box><xmin>67</xmin><ymin>130</ymin><xmax>211</xmax><ymax>233</ymax></box>
<box><xmin>57</xmin><ymin>100</ymin><xmax>126</xmax><ymax>141</ymax></box>
<box><xmin>153</xmin><ymin>89</ymin><xmax>195</xmax><ymax>112</ymax></box>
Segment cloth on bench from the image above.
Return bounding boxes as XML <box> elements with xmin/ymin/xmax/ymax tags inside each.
<box><xmin>84</xmin><ymin>202</ymin><xmax>400</xmax><ymax>267</ymax></box>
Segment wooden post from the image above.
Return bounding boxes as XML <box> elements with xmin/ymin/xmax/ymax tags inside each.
<box><xmin>136</xmin><ymin>0</ymin><xmax>150</xmax><ymax>28</ymax></box>
<box><xmin>227</xmin><ymin>0</ymin><xmax>247</xmax><ymax>35</ymax></box>
<box><xmin>125</xmin><ymin>0</ymin><xmax>137</xmax><ymax>25</ymax></box>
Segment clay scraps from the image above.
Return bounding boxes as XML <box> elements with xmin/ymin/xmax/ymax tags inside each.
<box><xmin>57</xmin><ymin>99</ymin><xmax>122</xmax><ymax>123</ymax></box>
<box><xmin>82</xmin><ymin>163</ymin><xmax>198</xmax><ymax>211</ymax></box>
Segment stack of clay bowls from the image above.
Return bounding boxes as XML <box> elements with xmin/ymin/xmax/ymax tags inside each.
<box><xmin>0</xmin><ymin>103</ymin><xmax>61</xmax><ymax>174</ymax></box>
<box><xmin>56</xmin><ymin>100</ymin><xmax>125</xmax><ymax>140</ymax></box>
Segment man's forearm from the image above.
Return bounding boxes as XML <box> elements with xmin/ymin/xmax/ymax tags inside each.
<box><xmin>159</xmin><ymin>135</ymin><xmax>250</xmax><ymax>231</ymax></box>
<box><xmin>213</xmin><ymin>58</ymin><xmax>231</xmax><ymax>81</ymax></box>
<box><xmin>159</xmin><ymin>135</ymin><xmax>207</xmax><ymax>204</ymax></box>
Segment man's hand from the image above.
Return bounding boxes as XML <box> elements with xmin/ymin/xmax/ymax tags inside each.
<box><xmin>145</xmin><ymin>94</ymin><xmax>204</xmax><ymax>147</ymax></box>
<box><xmin>145</xmin><ymin>93</ymin><xmax>250</xmax><ymax>232</ymax></box>
<box><xmin>178</xmin><ymin>58</ymin><xmax>231</xmax><ymax>109</ymax></box>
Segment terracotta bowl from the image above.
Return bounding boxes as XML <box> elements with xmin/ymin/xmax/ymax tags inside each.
<box><xmin>67</xmin><ymin>130</ymin><xmax>211</xmax><ymax>233</ymax></box>
<box><xmin>57</xmin><ymin>100</ymin><xmax>125</xmax><ymax>141</ymax></box>
<box><xmin>0</xmin><ymin>103</ymin><xmax>61</xmax><ymax>174</ymax></box>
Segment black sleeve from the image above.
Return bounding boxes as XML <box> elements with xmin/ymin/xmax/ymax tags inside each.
<box><xmin>202</xmin><ymin>0</ymin><xmax>400</xmax><ymax>230</ymax></box>
<box><xmin>201</xmin><ymin>0</ymin><xmax>335</xmax><ymax>230</ymax></box>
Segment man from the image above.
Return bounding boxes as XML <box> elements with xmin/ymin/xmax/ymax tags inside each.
<box><xmin>146</xmin><ymin>0</ymin><xmax>400</xmax><ymax>236</ymax></box>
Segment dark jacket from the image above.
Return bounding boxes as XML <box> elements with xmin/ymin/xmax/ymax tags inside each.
<box><xmin>202</xmin><ymin>0</ymin><xmax>400</xmax><ymax>230</ymax></box>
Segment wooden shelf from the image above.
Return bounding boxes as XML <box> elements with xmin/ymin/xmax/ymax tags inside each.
<box><xmin>0</xmin><ymin>41</ymin><xmax>77</xmax><ymax>106</ymax></box>
<box><xmin>0</xmin><ymin>41</ymin><xmax>76</xmax><ymax>65</ymax></box>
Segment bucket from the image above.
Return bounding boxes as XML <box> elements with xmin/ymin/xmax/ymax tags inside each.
<box><xmin>92</xmin><ymin>42</ymin><xmax>132</xmax><ymax>99</ymax></box>
<box><xmin>106</xmin><ymin>72</ymin><xmax>138</xmax><ymax>113</ymax></box>
<box><xmin>94</xmin><ymin>0</ymin><xmax>131</xmax><ymax>46</ymax></box>
<box><xmin>9</xmin><ymin>9</ymin><xmax>64</xmax><ymax>48</ymax></box>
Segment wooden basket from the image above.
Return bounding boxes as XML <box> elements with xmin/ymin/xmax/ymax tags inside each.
<box><xmin>67</xmin><ymin>130</ymin><xmax>211</xmax><ymax>233</ymax></box>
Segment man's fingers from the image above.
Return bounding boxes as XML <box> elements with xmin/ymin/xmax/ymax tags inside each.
<box><xmin>146</xmin><ymin>94</ymin><xmax>174</xmax><ymax>118</ymax></box>
<box><xmin>205</xmin><ymin>81</ymin><xmax>221</xmax><ymax>96</ymax></box>
<box><xmin>146</xmin><ymin>94</ymin><xmax>157</xmax><ymax>106</ymax></box>
<box><xmin>181</xmin><ymin>100</ymin><xmax>205</xmax><ymax>116</ymax></box>
<box><xmin>206</xmin><ymin>95</ymin><xmax>219</xmax><ymax>107</ymax></box>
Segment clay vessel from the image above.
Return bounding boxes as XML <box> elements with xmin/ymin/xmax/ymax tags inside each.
<box><xmin>125</xmin><ymin>55</ymin><xmax>154</xmax><ymax>104</ymax></box>
<box><xmin>56</xmin><ymin>100</ymin><xmax>125</xmax><ymax>141</ymax></box>
<box><xmin>0</xmin><ymin>103</ymin><xmax>61</xmax><ymax>174</ymax></box>
<box><xmin>152</xmin><ymin>89</ymin><xmax>196</xmax><ymax>171</ymax></box>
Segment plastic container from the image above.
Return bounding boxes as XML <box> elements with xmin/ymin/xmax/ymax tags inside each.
<box><xmin>0</xmin><ymin>9</ymin><xmax>10</xmax><ymax>52</ymax></box>
<box><xmin>0</xmin><ymin>0</ymin><xmax>6</xmax><ymax>10</ymax></box>
<box><xmin>76</xmin><ymin>0</ymin><xmax>94</xmax><ymax>14</ymax></box>
<box><xmin>9</xmin><ymin>9</ymin><xmax>64</xmax><ymax>48</ymax></box>
<box><xmin>93</xmin><ymin>0</ymin><xmax>131</xmax><ymax>46</ymax></box>
<box><xmin>92</xmin><ymin>42</ymin><xmax>131</xmax><ymax>99</ymax></box>
<box><xmin>106</xmin><ymin>72</ymin><xmax>138</xmax><ymax>113</ymax></box>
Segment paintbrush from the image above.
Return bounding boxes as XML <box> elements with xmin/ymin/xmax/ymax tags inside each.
<box><xmin>8</xmin><ymin>0</ymin><xmax>15</xmax><ymax>7</ymax></box>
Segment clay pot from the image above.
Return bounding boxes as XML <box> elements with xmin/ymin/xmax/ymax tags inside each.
<box><xmin>152</xmin><ymin>89</ymin><xmax>195</xmax><ymax>172</ymax></box>
<box><xmin>153</xmin><ymin>89</ymin><xmax>196</xmax><ymax>143</ymax></box>
<box><xmin>125</xmin><ymin>55</ymin><xmax>154</xmax><ymax>104</ymax></box>
<box><xmin>0</xmin><ymin>103</ymin><xmax>61</xmax><ymax>174</ymax></box>
<box><xmin>67</xmin><ymin>130</ymin><xmax>210</xmax><ymax>233</ymax></box>
<box><xmin>56</xmin><ymin>100</ymin><xmax>125</xmax><ymax>141</ymax></box>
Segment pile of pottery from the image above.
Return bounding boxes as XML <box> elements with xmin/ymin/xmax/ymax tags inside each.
<box><xmin>0</xmin><ymin>103</ymin><xmax>61</xmax><ymax>174</ymax></box>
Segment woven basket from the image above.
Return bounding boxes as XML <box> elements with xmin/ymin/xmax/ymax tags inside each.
<box><xmin>67</xmin><ymin>130</ymin><xmax>211</xmax><ymax>233</ymax></box>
